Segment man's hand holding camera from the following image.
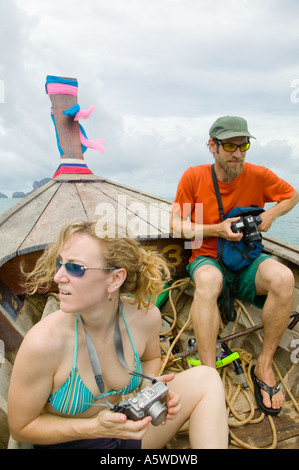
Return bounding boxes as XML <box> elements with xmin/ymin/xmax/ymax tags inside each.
<box><xmin>218</xmin><ymin>217</ymin><xmax>244</xmax><ymax>241</ymax></box>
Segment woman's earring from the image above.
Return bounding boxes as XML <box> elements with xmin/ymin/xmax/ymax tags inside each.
<box><xmin>108</xmin><ymin>293</ymin><xmax>112</xmax><ymax>301</ymax></box>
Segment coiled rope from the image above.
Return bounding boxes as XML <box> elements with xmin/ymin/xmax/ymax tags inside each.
<box><xmin>158</xmin><ymin>279</ymin><xmax>299</xmax><ymax>449</ymax></box>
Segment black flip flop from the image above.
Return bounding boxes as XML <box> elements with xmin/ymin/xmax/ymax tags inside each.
<box><xmin>250</xmin><ymin>366</ymin><xmax>282</xmax><ymax>416</ymax></box>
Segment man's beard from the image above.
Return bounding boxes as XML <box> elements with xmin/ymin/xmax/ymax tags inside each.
<box><xmin>216</xmin><ymin>154</ymin><xmax>244</xmax><ymax>181</ymax></box>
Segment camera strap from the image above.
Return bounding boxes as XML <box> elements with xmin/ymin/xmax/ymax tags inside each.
<box><xmin>211</xmin><ymin>164</ymin><xmax>225</xmax><ymax>221</ymax></box>
<box><xmin>211</xmin><ymin>164</ymin><xmax>237</xmax><ymax>321</ymax></box>
<box><xmin>75</xmin><ymin>312</ymin><xmax>115</xmax><ymax>410</ymax></box>
<box><xmin>75</xmin><ymin>300</ymin><xmax>155</xmax><ymax>409</ymax></box>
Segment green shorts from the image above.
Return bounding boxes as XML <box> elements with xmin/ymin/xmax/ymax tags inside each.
<box><xmin>186</xmin><ymin>253</ymin><xmax>271</xmax><ymax>309</ymax></box>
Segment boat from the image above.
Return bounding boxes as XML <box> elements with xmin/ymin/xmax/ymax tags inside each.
<box><xmin>0</xmin><ymin>76</ymin><xmax>298</xmax><ymax>449</ymax></box>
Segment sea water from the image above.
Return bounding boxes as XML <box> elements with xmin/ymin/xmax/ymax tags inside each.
<box><xmin>263</xmin><ymin>202</ymin><xmax>299</xmax><ymax>247</ymax></box>
<box><xmin>0</xmin><ymin>198</ymin><xmax>298</xmax><ymax>247</ymax></box>
<box><xmin>0</xmin><ymin>198</ymin><xmax>23</xmax><ymax>215</ymax></box>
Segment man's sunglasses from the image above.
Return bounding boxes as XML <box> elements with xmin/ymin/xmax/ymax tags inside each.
<box><xmin>216</xmin><ymin>140</ymin><xmax>251</xmax><ymax>153</ymax></box>
<box><xmin>56</xmin><ymin>257</ymin><xmax>118</xmax><ymax>278</ymax></box>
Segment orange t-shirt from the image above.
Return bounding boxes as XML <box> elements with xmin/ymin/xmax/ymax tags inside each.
<box><xmin>172</xmin><ymin>163</ymin><xmax>295</xmax><ymax>262</ymax></box>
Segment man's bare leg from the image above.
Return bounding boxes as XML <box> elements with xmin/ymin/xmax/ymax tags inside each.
<box><xmin>191</xmin><ymin>265</ymin><xmax>223</xmax><ymax>368</ymax></box>
<box><xmin>254</xmin><ymin>259</ymin><xmax>294</xmax><ymax>410</ymax></box>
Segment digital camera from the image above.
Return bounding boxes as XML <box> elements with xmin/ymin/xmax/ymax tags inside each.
<box><xmin>231</xmin><ymin>215</ymin><xmax>262</xmax><ymax>244</ymax></box>
<box><xmin>114</xmin><ymin>381</ymin><xmax>168</xmax><ymax>426</ymax></box>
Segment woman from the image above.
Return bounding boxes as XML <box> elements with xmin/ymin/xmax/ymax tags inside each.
<box><xmin>8</xmin><ymin>219</ymin><xmax>228</xmax><ymax>449</ymax></box>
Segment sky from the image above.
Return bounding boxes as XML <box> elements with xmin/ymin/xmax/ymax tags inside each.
<box><xmin>0</xmin><ymin>0</ymin><xmax>299</xmax><ymax>198</ymax></box>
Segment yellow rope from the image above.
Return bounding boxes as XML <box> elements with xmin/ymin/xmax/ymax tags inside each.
<box><xmin>159</xmin><ymin>279</ymin><xmax>298</xmax><ymax>449</ymax></box>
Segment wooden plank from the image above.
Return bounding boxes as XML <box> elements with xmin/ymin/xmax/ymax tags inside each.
<box><xmin>276</xmin><ymin>436</ymin><xmax>299</xmax><ymax>449</ymax></box>
<box><xmin>97</xmin><ymin>182</ymin><xmax>162</xmax><ymax>238</ymax></box>
<box><xmin>54</xmin><ymin>173</ymin><xmax>105</xmax><ymax>182</ymax></box>
<box><xmin>70</xmin><ymin>174</ymin><xmax>172</xmax><ymax>204</ymax></box>
<box><xmin>263</xmin><ymin>235</ymin><xmax>299</xmax><ymax>267</ymax></box>
<box><xmin>99</xmin><ymin>180</ymin><xmax>171</xmax><ymax>212</ymax></box>
<box><xmin>281</xmin><ymin>364</ymin><xmax>299</xmax><ymax>397</ymax></box>
<box><xmin>53</xmin><ymin>173</ymin><xmax>172</xmax><ymax>208</ymax></box>
<box><xmin>96</xmin><ymin>182</ymin><xmax>169</xmax><ymax>239</ymax></box>
<box><xmin>74</xmin><ymin>181</ymin><xmax>120</xmax><ymax>221</ymax></box>
<box><xmin>0</xmin><ymin>181</ymin><xmax>60</xmax><ymax>266</ymax></box>
<box><xmin>18</xmin><ymin>182</ymin><xmax>88</xmax><ymax>253</ymax></box>
<box><xmin>0</xmin><ymin>308</ymin><xmax>24</xmax><ymax>362</ymax></box>
<box><xmin>142</xmin><ymin>238</ymin><xmax>192</xmax><ymax>279</ymax></box>
<box><xmin>230</xmin><ymin>399</ymin><xmax>299</xmax><ymax>449</ymax></box>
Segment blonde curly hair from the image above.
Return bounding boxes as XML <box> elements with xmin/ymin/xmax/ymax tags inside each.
<box><xmin>22</xmin><ymin>219</ymin><xmax>171</xmax><ymax>309</ymax></box>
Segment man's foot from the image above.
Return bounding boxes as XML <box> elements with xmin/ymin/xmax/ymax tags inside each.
<box><xmin>251</xmin><ymin>365</ymin><xmax>285</xmax><ymax>415</ymax></box>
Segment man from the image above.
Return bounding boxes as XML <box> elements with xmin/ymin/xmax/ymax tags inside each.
<box><xmin>170</xmin><ymin>116</ymin><xmax>299</xmax><ymax>415</ymax></box>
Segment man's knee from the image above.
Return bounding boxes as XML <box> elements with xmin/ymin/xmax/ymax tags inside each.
<box><xmin>257</xmin><ymin>260</ymin><xmax>295</xmax><ymax>298</ymax></box>
<box><xmin>193</xmin><ymin>265</ymin><xmax>223</xmax><ymax>301</ymax></box>
<box><xmin>270</xmin><ymin>265</ymin><xmax>294</xmax><ymax>297</ymax></box>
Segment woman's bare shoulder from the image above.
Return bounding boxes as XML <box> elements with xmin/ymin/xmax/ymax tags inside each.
<box><xmin>122</xmin><ymin>297</ymin><xmax>162</xmax><ymax>330</ymax></box>
<box><xmin>17</xmin><ymin>310</ymin><xmax>73</xmax><ymax>360</ymax></box>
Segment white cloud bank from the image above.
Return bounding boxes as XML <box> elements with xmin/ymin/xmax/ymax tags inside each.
<box><xmin>0</xmin><ymin>0</ymin><xmax>298</xmax><ymax>197</ymax></box>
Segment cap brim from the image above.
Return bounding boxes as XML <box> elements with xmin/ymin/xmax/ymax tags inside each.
<box><xmin>213</xmin><ymin>130</ymin><xmax>256</xmax><ymax>140</ymax></box>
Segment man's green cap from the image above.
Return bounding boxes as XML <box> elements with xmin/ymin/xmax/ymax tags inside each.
<box><xmin>209</xmin><ymin>116</ymin><xmax>256</xmax><ymax>140</ymax></box>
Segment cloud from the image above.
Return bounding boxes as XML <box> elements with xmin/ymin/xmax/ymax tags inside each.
<box><xmin>0</xmin><ymin>0</ymin><xmax>298</xmax><ymax>198</ymax></box>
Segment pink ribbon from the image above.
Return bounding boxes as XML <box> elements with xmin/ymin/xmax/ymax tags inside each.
<box><xmin>74</xmin><ymin>105</ymin><xmax>96</xmax><ymax>121</ymax></box>
<box><xmin>46</xmin><ymin>83</ymin><xmax>78</xmax><ymax>95</ymax></box>
<box><xmin>79</xmin><ymin>130</ymin><xmax>105</xmax><ymax>154</ymax></box>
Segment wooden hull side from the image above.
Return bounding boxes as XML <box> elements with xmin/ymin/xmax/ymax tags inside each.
<box><xmin>0</xmin><ymin>237</ymin><xmax>192</xmax><ymax>296</ymax></box>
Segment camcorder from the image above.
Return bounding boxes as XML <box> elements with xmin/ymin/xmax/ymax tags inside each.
<box><xmin>114</xmin><ymin>381</ymin><xmax>168</xmax><ymax>426</ymax></box>
<box><xmin>231</xmin><ymin>214</ymin><xmax>262</xmax><ymax>244</ymax></box>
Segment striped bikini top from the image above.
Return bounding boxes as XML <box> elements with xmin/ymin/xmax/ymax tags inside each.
<box><xmin>48</xmin><ymin>312</ymin><xmax>142</xmax><ymax>415</ymax></box>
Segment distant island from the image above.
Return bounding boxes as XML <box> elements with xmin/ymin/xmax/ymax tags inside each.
<box><xmin>0</xmin><ymin>178</ymin><xmax>51</xmax><ymax>199</ymax></box>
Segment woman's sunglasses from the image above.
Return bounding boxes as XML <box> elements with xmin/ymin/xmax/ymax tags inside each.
<box><xmin>216</xmin><ymin>140</ymin><xmax>251</xmax><ymax>153</ymax></box>
<box><xmin>56</xmin><ymin>257</ymin><xmax>118</xmax><ymax>278</ymax></box>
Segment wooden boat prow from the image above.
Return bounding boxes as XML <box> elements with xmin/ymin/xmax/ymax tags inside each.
<box><xmin>0</xmin><ymin>173</ymin><xmax>185</xmax><ymax>293</ymax></box>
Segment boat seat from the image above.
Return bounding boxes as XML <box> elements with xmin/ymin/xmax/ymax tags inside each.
<box><xmin>7</xmin><ymin>436</ymin><xmax>33</xmax><ymax>449</ymax></box>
